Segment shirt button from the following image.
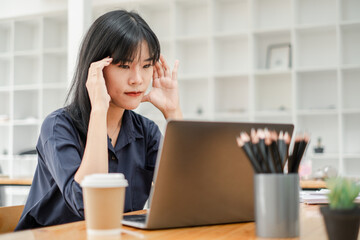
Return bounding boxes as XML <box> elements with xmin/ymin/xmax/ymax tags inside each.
<box><xmin>112</xmin><ymin>156</ymin><xmax>116</xmax><ymax>160</ymax></box>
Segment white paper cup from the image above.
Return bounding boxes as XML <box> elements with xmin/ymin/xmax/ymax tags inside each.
<box><xmin>81</xmin><ymin>173</ymin><xmax>128</xmax><ymax>235</ymax></box>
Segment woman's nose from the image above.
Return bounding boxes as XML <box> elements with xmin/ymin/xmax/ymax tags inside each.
<box><xmin>129</xmin><ymin>68</ymin><xmax>143</xmax><ymax>85</ymax></box>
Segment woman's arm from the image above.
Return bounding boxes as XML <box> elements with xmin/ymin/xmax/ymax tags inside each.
<box><xmin>74</xmin><ymin>57</ymin><xmax>113</xmax><ymax>183</ymax></box>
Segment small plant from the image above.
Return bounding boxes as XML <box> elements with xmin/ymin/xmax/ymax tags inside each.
<box><xmin>326</xmin><ymin>177</ymin><xmax>360</xmax><ymax>210</ymax></box>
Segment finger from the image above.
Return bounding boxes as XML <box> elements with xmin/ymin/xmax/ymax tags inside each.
<box><xmin>153</xmin><ymin>66</ymin><xmax>159</xmax><ymax>80</ymax></box>
<box><xmin>160</xmin><ymin>54</ymin><xmax>171</xmax><ymax>77</ymax></box>
<box><xmin>153</xmin><ymin>77</ymin><xmax>161</xmax><ymax>88</ymax></box>
<box><xmin>172</xmin><ymin>60</ymin><xmax>179</xmax><ymax>82</ymax></box>
<box><xmin>155</xmin><ymin>61</ymin><xmax>164</xmax><ymax>78</ymax></box>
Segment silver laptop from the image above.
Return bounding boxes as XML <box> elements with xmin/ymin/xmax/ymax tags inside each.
<box><xmin>122</xmin><ymin>120</ymin><xmax>294</xmax><ymax>229</ymax></box>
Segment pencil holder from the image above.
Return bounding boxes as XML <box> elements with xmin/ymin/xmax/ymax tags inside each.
<box><xmin>254</xmin><ymin>173</ymin><xmax>299</xmax><ymax>238</ymax></box>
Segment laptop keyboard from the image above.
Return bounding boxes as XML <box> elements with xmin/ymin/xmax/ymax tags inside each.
<box><xmin>123</xmin><ymin>214</ymin><xmax>147</xmax><ymax>223</ymax></box>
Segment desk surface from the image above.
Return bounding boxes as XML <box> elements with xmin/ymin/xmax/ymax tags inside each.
<box><xmin>0</xmin><ymin>178</ymin><xmax>32</xmax><ymax>186</ymax></box>
<box><xmin>0</xmin><ymin>204</ymin><xmax>334</xmax><ymax>240</ymax></box>
<box><xmin>0</xmin><ymin>178</ymin><xmax>325</xmax><ymax>189</ymax></box>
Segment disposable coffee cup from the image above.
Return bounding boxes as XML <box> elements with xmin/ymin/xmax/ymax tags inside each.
<box><xmin>81</xmin><ymin>173</ymin><xmax>128</xmax><ymax>235</ymax></box>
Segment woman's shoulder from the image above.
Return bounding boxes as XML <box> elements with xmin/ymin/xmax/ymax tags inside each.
<box><xmin>42</xmin><ymin>108</ymin><xmax>73</xmax><ymax>128</ymax></box>
<box><xmin>40</xmin><ymin>108</ymin><xmax>78</xmax><ymax>140</ymax></box>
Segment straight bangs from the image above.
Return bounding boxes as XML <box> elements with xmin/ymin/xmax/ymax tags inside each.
<box><xmin>110</xmin><ymin>19</ymin><xmax>160</xmax><ymax>65</ymax></box>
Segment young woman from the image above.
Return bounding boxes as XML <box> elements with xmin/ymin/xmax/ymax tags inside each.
<box><xmin>15</xmin><ymin>10</ymin><xmax>182</xmax><ymax>230</ymax></box>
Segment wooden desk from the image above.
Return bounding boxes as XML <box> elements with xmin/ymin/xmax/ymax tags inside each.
<box><xmin>0</xmin><ymin>178</ymin><xmax>32</xmax><ymax>187</ymax></box>
<box><xmin>0</xmin><ymin>204</ymin><xmax>334</xmax><ymax>240</ymax></box>
<box><xmin>300</xmin><ymin>180</ymin><xmax>326</xmax><ymax>190</ymax></box>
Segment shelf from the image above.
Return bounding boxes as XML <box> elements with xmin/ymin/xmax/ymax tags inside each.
<box><xmin>43</xmin><ymin>15</ymin><xmax>67</xmax><ymax>49</ymax></box>
<box><xmin>43</xmin><ymin>52</ymin><xmax>67</xmax><ymax>84</ymax></box>
<box><xmin>213</xmin><ymin>0</ymin><xmax>249</xmax><ymax>33</ymax></box>
<box><xmin>13</xmin><ymin>119</ymin><xmax>40</xmax><ymax>126</ymax></box>
<box><xmin>0</xmin><ymin>126</ymin><xmax>9</xmax><ymax>156</ymax></box>
<box><xmin>254</xmin><ymin>110</ymin><xmax>292</xmax><ymax>117</ymax></box>
<box><xmin>214</xmin><ymin>36</ymin><xmax>249</xmax><ymax>73</ymax></box>
<box><xmin>175</xmin><ymin>0</ymin><xmax>209</xmax><ymax>37</ymax></box>
<box><xmin>179</xmin><ymin>79</ymin><xmax>209</xmax><ymax>118</ymax></box>
<box><xmin>0</xmin><ymin>92</ymin><xmax>10</xmax><ymax>119</ymax></box>
<box><xmin>42</xmin><ymin>88</ymin><xmax>67</xmax><ymax>118</ymax></box>
<box><xmin>341</xmin><ymin>0</ymin><xmax>360</xmax><ymax>22</ymax></box>
<box><xmin>343</xmin><ymin>154</ymin><xmax>360</xmax><ymax>159</ymax></box>
<box><xmin>214</xmin><ymin>112</ymin><xmax>249</xmax><ymax>121</ymax></box>
<box><xmin>0</xmin><ymin>22</ymin><xmax>11</xmax><ymax>54</ymax></box>
<box><xmin>254</xmin><ymin>30</ymin><xmax>291</xmax><ymax>70</ymax></box>
<box><xmin>254</xmin><ymin>69</ymin><xmax>291</xmax><ymax>76</ymax></box>
<box><xmin>341</xmin><ymin>64</ymin><xmax>360</xmax><ymax>70</ymax></box>
<box><xmin>13</xmin><ymin>90</ymin><xmax>39</xmax><ymax>120</ymax></box>
<box><xmin>0</xmin><ymin>57</ymin><xmax>10</xmax><ymax>87</ymax></box>
<box><xmin>138</xmin><ymin>2</ymin><xmax>171</xmax><ymax>39</ymax></box>
<box><xmin>309</xmin><ymin>153</ymin><xmax>339</xmax><ymax>160</ymax></box>
<box><xmin>14</xmin><ymin>19</ymin><xmax>40</xmax><ymax>52</ymax></box>
<box><xmin>14</xmin><ymin>55</ymin><xmax>40</xmax><ymax>86</ymax></box>
<box><xmin>253</xmin><ymin>115</ymin><xmax>293</xmax><ymax>124</ymax></box>
<box><xmin>295</xmin><ymin>23</ymin><xmax>337</xmax><ymax>32</ymax></box>
<box><xmin>296</xmin><ymin>0</ymin><xmax>336</xmax><ymax>26</ymax></box>
<box><xmin>297</xmin><ymin>115</ymin><xmax>339</xmax><ymax>154</ymax></box>
<box><xmin>343</xmin><ymin>158</ymin><xmax>360</xmax><ymax>177</ymax></box>
<box><xmin>13</xmin><ymin>126</ymin><xmax>39</xmax><ymax>155</ymax></box>
<box><xmin>343</xmin><ymin>109</ymin><xmax>360</xmax><ymax>114</ymax></box>
<box><xmin>176</xmin><ymin>39</ymin><xmax>209</xmax><ymax>76</ymax></box>
<box><xmin>341</xmin><ymin>24</ymin><xmax>360</xmax><ymax>65</ymax></box>
<box><xmin>343</xmin><ymin>113</ymin><xmax>360</xmax><ymax>154</ymax></box>
<box><xmin>253</xmin><ymin>0</ymin><xmax>291</xmax><ymax>30</ymax></box>
<box><xmin>296</xmin><ymin>26</ymin><xmax>337</xmax><ymax>68</ymax></box>
<box><xmin>254</xmin><ymin>73</ymin><xmax>292</xmax><ymax>112</ymax></box>
<box><xmin>342</xmin><ymin>68</ymin><xmax>360</xmax><ymax>109</ymax></box>
<box><xmin>297</xmin><ymin>109</ymin><xmax>338</xmax><ymax>116</ymax></box>
<box><xmin>296</xmin><ymin>70</ymin><xmax>337</xmax><ymax>110</ymax></box>
<box><xmin>214</xmin><ymin>76</ymin><xmax>249</xmax><ymax>114</ymax></box>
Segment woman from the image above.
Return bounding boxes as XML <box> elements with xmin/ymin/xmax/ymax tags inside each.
<box><xmin>15</xmin><ymin>10</ymin><xmax>182</xmax><ymax>230</ymax></box>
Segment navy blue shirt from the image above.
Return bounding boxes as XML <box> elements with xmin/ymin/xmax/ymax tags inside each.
<box><xmin>15</xmin><ymin>108</ymin><xmax>161</xmax><ymax>230</ymax></box>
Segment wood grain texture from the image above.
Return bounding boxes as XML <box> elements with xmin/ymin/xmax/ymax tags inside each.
<box><xmin>0</xmin><ymin>204</ymin><xmax>344</xmax><ymax>240</ymax></box>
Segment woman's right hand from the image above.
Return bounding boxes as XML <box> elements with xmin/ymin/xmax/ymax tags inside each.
<box><xmin>86</xmin><ymin>57</ymin><xmax>113</xmax><ymax>112</ymax></box>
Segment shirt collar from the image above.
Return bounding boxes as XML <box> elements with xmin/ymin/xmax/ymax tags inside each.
<box><xmin>112</xmin><ymin>110</ymin><xmax>144</xmax><ymax>151</ymax></box>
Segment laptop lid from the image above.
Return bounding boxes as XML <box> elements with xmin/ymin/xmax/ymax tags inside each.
<box><xmin>125</xmin><ymin>120</ymin><xmax>294</xmax><ymax>229</ymax></box>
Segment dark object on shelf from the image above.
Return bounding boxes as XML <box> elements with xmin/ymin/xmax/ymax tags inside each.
<box><xmin>320</xmin><ymin>206</ymin><xmax>360</xmax><ymax>240</ymax></box>
<box><xmin>314</xmin><ymin>137</ymin><xmax>324</xmax><ymax>153</ymax></box>
<box><xmin>266</xmin><ymin>43</ymin><xmax>292</xmax><ymax>70</ymax></box>
<box><xmin>18</xmin><ymin>149</ymin><xmax>37</xmax><ymax>155</ymax></box>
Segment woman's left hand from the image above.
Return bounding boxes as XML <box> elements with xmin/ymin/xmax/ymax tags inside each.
<box><xmin>142</xmin><ymin>54</ymin><xmax>182</xmax><ymax>119</ymax></box>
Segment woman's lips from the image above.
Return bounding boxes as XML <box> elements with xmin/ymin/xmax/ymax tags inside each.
<box><xmin>125</xmin><ymin>91</ymin><xmax>142</xmax><ymax>97</ymax></box>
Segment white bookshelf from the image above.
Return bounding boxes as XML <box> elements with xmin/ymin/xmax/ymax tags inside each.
<box><xmin>91</xmin><ymin>0</ymin><xmax>360</xmax><ymax>178</ymax></box>
<box><xmin>1</xmin><ymin>0</ymin><xmax>360</xmax><ymax>205</ymax></box>
<box><xmin>0</xmin><ymin>12</ymin><xmax>68</xmax><ymax>205</ymax></box>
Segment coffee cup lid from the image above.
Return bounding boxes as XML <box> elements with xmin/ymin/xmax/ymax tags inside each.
<box><xmin>81</xmin><ymin>173</ymin><xmax>128</xmax><ymax>188</ymax></box>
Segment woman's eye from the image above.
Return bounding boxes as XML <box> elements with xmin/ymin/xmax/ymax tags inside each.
<box><xmin>119</xmin><ymin>65</ymin><xmax>130</xmax><ymax>69</ymax></box>
<box><xmin>143</xmin><ymin>64</ymin><xmax>152</xmax><ymax>69</ymax></box>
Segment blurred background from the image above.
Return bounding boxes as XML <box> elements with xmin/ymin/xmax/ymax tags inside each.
<box><xmin>0</xmin><ymin>0</ymin><xmax>359</xmax><ymax>206</ymax></box>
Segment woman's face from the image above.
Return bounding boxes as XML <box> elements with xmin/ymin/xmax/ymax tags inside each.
<box><xmin>103</xmin><ymin>41</ymin><xmax>154</xmax><ymax>110</ymax></box>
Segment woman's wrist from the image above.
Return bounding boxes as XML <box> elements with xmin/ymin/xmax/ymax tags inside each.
<box><xmin>163</xmin><ymin>107</ymin><xmax>183</xmax><ymax>120</ymax></box>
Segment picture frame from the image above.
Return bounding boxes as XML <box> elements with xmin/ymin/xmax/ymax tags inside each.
<box><xmin>266</xmin><ymin>43</ymin><xmax>292</xmax><ymax>70</ymax></box>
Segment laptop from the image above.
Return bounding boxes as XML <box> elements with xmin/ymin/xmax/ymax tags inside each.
<box><xmin>122</xmin><ymin>120</ymin><xmax>294</xmax><ymax>229</ymax></box>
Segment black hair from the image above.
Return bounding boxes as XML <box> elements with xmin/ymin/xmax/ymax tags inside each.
<box><xmin>65</xmin><ymin>10</ymin><xmax>160</xmax><ymax>144</ymax></box>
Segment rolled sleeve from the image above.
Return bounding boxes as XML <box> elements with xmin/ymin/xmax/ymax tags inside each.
<box><xmin>42</xmin><ymin>115</ymin><xmax>84</xmax><ymax>218</ymax></box>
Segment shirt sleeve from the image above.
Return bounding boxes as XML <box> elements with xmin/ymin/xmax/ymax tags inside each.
<box><xmin>41</xmin><ymin>114</ymin><xmax>85</xmax><ymax>218</ymax></box>
<box><xmin>145</xmin><ymin>120</ymin><xmax>162</xmax><ymax>170</ymax></box>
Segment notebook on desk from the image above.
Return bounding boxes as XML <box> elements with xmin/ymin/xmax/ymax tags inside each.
<box><xmin>122</xmin><ymin>120</ymin><xmax>294</xmax><ymax>229</ymax></box>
